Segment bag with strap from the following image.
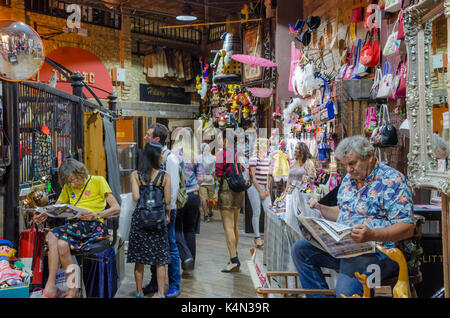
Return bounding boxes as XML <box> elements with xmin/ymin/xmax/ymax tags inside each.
<box><xmin>136</xmin><ymin>171</ymin><xmax>166</xmax><ymax>232</ymax></box>
<box><xmin>376</xmin><ymin>61</ymin><xmax>394</xmax><ymax>99</ymax></box>
<box><xmin>370</xmin><ymin>67</ymin><xmax>382</xmax><ymax>100</ymax></box>
<box><xmin>370</xmin><ymin>104</ymin><xmax>398</xmax><ymax>147</ymax></box>
<box><xmin>162</xmin><ymin>149</ymin><xmax>188</xmax><ymax>210</ymax></box>
<box><xmin>395</xmin><ymin>58</ymin><xmax>407</xmax><ymax>98</ymax></box>
<box><xmin>225</xmin><ymin>151</ymin><xmax>252</xmax><ymax>193</ymax></box>
<box><xmin>385</xmin><ymin>0</ymin><xmax>403</xmax><ymax>12</ymax></box>
<box><xmin>360</xmin><ymin>32</ymin><xmax>380</xmax><ymax>67</ymax></box>
<box><xmin>352</xmin><ymin>38</ymin><xmax>369</xmax><ymax>78</ymax></box>
<box><xmin>364</xmin><ymin>106</ymin><xmax>379</xmax><ymax>137</ymax></box>
<box><xmin>317</xmin><ymin>132</ymin><xmax>332</xmax><ymax>163</ymax></box>
<box><xmin>350</xmin><ymin>0</ymin><xmax>364</xmax><ymax>23</ymax></box>
<box><xmin>397</xmin><ymin>9</ymin><xmax>405</xmax><ymax>40</ymax></box>
<box><xmin>321</xmin><ymin>79</ymin><xmax>335</xmax><ymax>120</ymax></box>
<box><xmin>383</xmin><ymin>18</ymin><xmax>400</xmax><ymax>57</ymax></box>
<box><xmin>389</xmin><ymin>60</ymin><xmax>406</xmax><ymax>99</ymax></box>
<box><xmin>343</xmin><ymin>44</ymin><xmax>356</xmax><ymax>80</ymax></box>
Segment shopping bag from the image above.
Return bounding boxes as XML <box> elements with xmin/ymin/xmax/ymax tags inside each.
<box><xmin>118</xmin><ymin>193</ymin><xmax>136</xmax><ymax>242</ymax></box>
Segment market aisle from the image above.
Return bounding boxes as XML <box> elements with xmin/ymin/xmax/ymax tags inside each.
<box><xmin>115</xmin><ymin>211</ymin><xmax>259</xmax><ymax>298</ymax></box>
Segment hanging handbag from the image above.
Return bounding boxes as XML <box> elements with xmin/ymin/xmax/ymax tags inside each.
<box><xmin>383</xmin><ymin>18</ymin><xmax>400</xmax><ymax>57</ymax></box>
<box><xmin>350</xmin><ymin>0</ymin><xmax>364</xmax><ymax>23</ymax></box>
<box><xmin>389</xmin><ymin>60</ymin><xmax>407</xmax><ymax>99</ymax></box>
<box><xmin>317</xmin><ymin>132</ymin><xmax>332</xmax><ymax>163</ymax></box>
<box><xmin>395</xmin><ymin>58</ymin><xmax>407</xmax><ymax>98</ymax></box>
<box><xmin>353</xmin><ymin>38</ymin><xmax>369</xmax><ymax>78</ymax></box>
<box><xmin>370</xmin><ymin>104</ymin><xmax>398</xmax><ymax>147</ymax></box>
<box><xmin>321</xmin><ymin>80</ymin><xmax>335</xmax><ymax>120</ymax></box>
<box><xmin>360</xmin><ymin>32</ymin><xmax>380</xmax><ymax>67</ymax></box>
<box><xmin>344</xmin><ymin>44</ymin><xmax>356</xmax><ymax>80</ymax></box>
<box><xmin>370</xmin><ymin>67</ymin><xmax>382</xmax><ymax>99</ymax></box>
<box><xmin>376</xmin><ymin>61</ymin><xmax>394</xmax><ymax>99</ymax></box>
<box><xmin>364</xmin><ymin>106</ymin><xmax>379</xmax><ymax>137</ymax></box>
<box><xmin>385</xmin><ymin>0</ymin><xmax>403</xmax><ymax>12</ymax></box>
<box><xmin>397</xmin><ymin>9</ymin><xmax>405</xmax><ymax>40</ymax></box>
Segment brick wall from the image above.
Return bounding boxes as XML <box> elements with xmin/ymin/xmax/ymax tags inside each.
<box><xmin>2</xmin><ymin>1</ymin><xmax>201</xmax><ymax>106</ymax></box>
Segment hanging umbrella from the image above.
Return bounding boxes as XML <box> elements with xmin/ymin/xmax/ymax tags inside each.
<box><xmin>231</xmin><ymin>54</ymin><xmax>277</xmax><ymax>68</ymax></box>
<box><xmin>247</xmin><ymin>87</ymin><xmax>275</xmax><ymax>98</ymax></box>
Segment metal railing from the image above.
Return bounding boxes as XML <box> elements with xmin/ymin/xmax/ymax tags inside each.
<box><xmin>208</xmin><ymin>24</ymin><xmax>226</xmax><ymax>43</ymax></box>
<box><xmin>16</xmin><ymin>80</ymin><xmax>108</xmax><ymax>186</ymax></box>
<box><xmin>25</xmin><ymin>0</ymin><xmax>121</xmax><ymax>30</ymax></box>
<box><xmin>131</xmin><ymin>16</ymin><xmax>202</xmax><ymax>45</ymax></box>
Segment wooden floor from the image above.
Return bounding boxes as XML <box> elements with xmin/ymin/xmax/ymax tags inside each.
<box><xmin>115</xmin><ymin>211</ymin><xmax>261</xmax><ymax>298</ymax></box>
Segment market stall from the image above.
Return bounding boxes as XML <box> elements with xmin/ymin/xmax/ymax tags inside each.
<box><xmin>0</xmin><ymin>20</ymin><xmax>121</xmax><ymax>298</ymax></box>
<box><xmin>258</xmin><ymin>0</ymin><xmax>449</xmax><ymax>298</ymax></box>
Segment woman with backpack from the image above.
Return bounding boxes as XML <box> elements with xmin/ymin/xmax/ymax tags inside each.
<box><xmin>128</xmin><ymin>142</ymin><xmax>171</xmax><ymax>298</ymax></box>
<box><xmin>215</xmin><ymin>129</ymin><xmax>248</xmax><ymax>273</ymax></box>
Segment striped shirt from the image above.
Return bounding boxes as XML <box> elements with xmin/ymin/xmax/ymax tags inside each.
<box><xmin>249</xmin><ymin>155</ymin><xmax>270</xmax><ymax>186</ymax></box>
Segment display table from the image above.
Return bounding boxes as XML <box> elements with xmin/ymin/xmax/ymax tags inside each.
<box><xmin>264</xmin><ymin>208</ymin><xmax>337</xmax><ymax>289</ymax></box>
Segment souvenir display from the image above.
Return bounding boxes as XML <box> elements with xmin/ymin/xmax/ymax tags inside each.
<box><xmin>31</xmin><ymin>130</ymin><xmax>52</xmax><ymax>182</ymax></box>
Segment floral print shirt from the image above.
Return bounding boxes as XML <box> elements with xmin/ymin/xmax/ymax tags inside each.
<box><xmin>336</xmin><ymin>162</ymin><xmax>414</xmax><ymax>248</ymax></box>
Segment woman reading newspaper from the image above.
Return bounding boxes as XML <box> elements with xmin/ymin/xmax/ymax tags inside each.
<box><xmin>291</xmin><ymin>136</ymin><xmax>414</xmax><ymax>298</ymax></box>
<box><xmin>33</xmin><ymin>159</ymin><xmax>120</xmax><ymax>298</ymax></box>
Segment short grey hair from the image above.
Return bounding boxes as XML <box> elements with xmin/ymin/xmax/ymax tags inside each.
<box><xmin>432</xmin><ymin>134</ymin><xmax>449</xmax><ymax>157</ymax></box>
<box><xmin>58</xmin><ymin>158</ymin><xmax>89</xmax><ymax>187</ymax></box>
<box><xmin>335</xmin><ymin>135</ymin><xmax>374</xmax><ymax>160</ymax></box>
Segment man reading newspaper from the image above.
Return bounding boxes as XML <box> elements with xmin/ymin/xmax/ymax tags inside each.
<box><xmin>291</xmin><ymin>136</ymin><xmax>414</xmax><ymax>298</ymax></box>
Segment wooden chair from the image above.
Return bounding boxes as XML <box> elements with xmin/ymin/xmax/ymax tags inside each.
<box><xmin>255</xmin><ymin>215</ymin><xmax>425</xmax><ymax>298</ymax></box>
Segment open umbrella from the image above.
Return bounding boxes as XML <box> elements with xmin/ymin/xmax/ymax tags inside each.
<box><xmin>247</xmin><ymin>87</ymin><xmax>275</xmax><ymax>98</ymax></box>
<box><xmin>231</xmin><ymin>54</ymin><xmax>277</xmax><ymax>68</ymax></box>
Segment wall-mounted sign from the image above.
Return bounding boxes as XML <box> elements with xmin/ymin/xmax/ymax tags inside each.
<box><xmin>140</xmin><ymin>84</ymin><xmax>191</xmax><ymax>105</ymax></box>
<box><xmin>38</xmin><ymin>47</ymin><xmax>113</xmax><ymax>99</ymax></box>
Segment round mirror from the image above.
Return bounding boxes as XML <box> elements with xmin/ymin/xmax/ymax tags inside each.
<box><xmin>0</xmin><ymin>20</ymin><xmax>45</xmax><ymax>81</ymax></box>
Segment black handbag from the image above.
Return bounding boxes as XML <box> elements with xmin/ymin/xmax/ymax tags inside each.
<box><xmin>370</xmin><ymin>104</ymin><xmax>398</xmax><ymax>147</ymax></box>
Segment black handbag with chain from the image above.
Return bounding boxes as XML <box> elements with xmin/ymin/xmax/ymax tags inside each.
<box><xmin>370</xmin><ymin>104</ymin><xmax>398</xmax><ymax>147</ymax></box>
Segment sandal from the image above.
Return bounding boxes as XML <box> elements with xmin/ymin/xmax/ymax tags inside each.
<box><xmin>63</xmin><ymin>290</ymin><xmax>80</xmax><ymax>298</ymax></box>
<box><xmin>40</xmin><ymin>288</ymin><xmax>59</xmax><ymax>298</ymax></box>
<box><xmin>221</xmin><ymin>262</ymin><xmax>240</xmax><ymax>273</ymax></box>
<box><xmin>254</xmin><ymin>238</ymin><xmax>264</xmax><ymax>249</ymax></box>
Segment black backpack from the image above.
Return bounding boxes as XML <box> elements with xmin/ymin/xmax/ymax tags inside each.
<box><xmin>223</xmin><ymin>152</ymin><xmax>252</xmax><ymax>193</ymax></box>
<box><xmin>136</xmin><ymin>171</ymin><xmax>166</xmax><ymax>231</ymax></box>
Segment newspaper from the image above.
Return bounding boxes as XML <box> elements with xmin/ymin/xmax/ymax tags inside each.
<box><xmin>32</xmin><ymin>204</ymin><xmax>89</xmax><ymax>218</ymax></box>
<box><xmin>297</xmin><ymin>215</ymin><xmax>376</xmax><ymax>258</ymax></box>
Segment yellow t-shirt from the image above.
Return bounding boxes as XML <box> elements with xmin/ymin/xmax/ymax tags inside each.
<box><xmin>57</xmin><ymin>175</ymin><xmax>112</xmax><ymax>215</ymax></box>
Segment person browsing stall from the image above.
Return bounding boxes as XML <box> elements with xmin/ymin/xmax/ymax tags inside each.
<box><xmin>33</xmin><ymin>158</ymin><xmax>120</xmax><ymax>298</ymax></box>
<box><xmin>141</xmin><ymin>123</ymin><xmax>182</xmax><ymax>298</ymax></box>
<box><xmin>291</xmin><ymin>135</ymin><xmax>415</xmax><ymax>298</ymax></box>
<box><xmin>128</xmin><ymin>141</ymin><xmax>171</xmax><ymax>298</ymax></box>
<box><xmin>247</xmin><ymin>138</ymin><xmax>271</xmax><ymax>249</ymax></box>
